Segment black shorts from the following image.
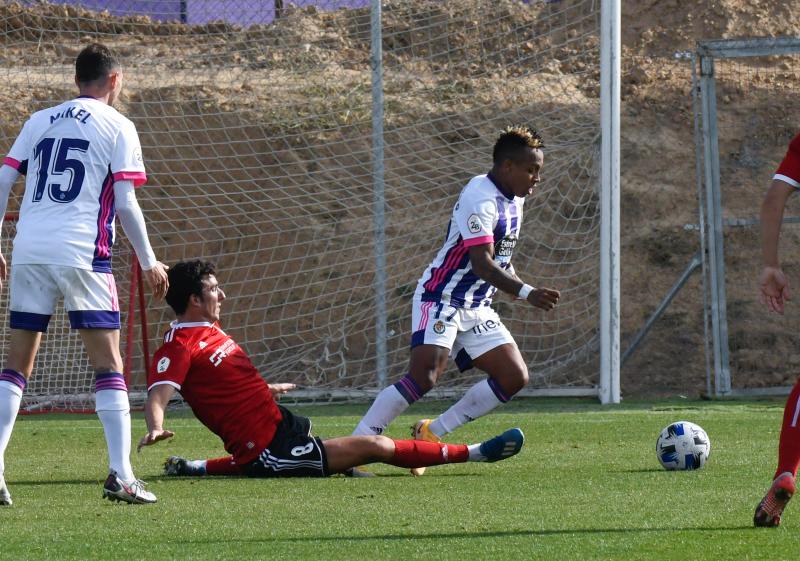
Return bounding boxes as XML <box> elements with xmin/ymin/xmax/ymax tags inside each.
<box><xmin>241</xmin><ymin>405</ymin><xmax>329</xmax><ymax>478</ymax></box>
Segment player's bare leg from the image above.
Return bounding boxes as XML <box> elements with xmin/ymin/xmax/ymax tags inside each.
<box><xmin>0</xmin><ymin>329</ymin><xmax>41</xmax><ymax>506</ymax></box>
<box><xmin>426</xmin><ymin>343</ymin><xmax>528</xmax><ymax>439</ymax></box>
<box><xmin>80</xmin><ymin>329</ymin><xmax>155</xmax><ymax>504</ymax></box>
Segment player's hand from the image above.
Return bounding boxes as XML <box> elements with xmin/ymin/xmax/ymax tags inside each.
<box><xmin>527</xmin><ymin>287</ymin><xmax>560</xmax><ymax>311</ymax></box>
<box><xmin>143</xmin><ymin>261</ymin><xmax>170</xmax><ymax>300</ymax></box>
<box><xmin>759</xmin><ymin>266</ymin><xmax>791</xmax><ymax>315</ymax></box>
<box><xmin>137</xmin><ymin>428</ymin><xmax>175</xmax><ymax>452</ymax></box>
<box><xmin>269</xmin><ymin>383</ymin><xmax>297</xmax><ymax>399</ymax></box>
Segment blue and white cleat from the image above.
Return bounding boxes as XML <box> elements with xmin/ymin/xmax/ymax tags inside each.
<box><xmin>478</xmin><ymin>428</ymin><xmax>525</xmax><ymax>463</ymax></box>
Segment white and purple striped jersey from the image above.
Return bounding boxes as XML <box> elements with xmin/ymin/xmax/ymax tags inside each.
<box><xmin>415</xmin><ymin>173</ymin><xmax>523</xmax><ymax>308</ymax></box>
<box><xmin>3</xmin><ymin>96</ymin><xmax>146</xmax><ymax>273</ymax></box>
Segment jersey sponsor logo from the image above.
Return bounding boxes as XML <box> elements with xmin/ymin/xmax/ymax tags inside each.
<box><xmin>495</xmin><ymin>234</ymin><xmax>518</xmax><ymax>257</ymax></box>
<box><xmin>472</xmin><ymin>319</ymin><xmax>500</xmax><ymax>335</ymax></box>
<box><xmin>133</xmin><ymin>147</ymin><xmax>143</xmax><ymax>163</ymax></box>
<box><xmin>156</xmin><ymin>356</ymin><xmax>170</xmax><ymax>373</ymax></box>
<box><xmin>198</xmin><ymin>341</ymin><xmax>208</xmax><ymax>349</ymax></box>
<box><xmin>467</xmin><ymin>214</ymin><xmax>482</xmax><ymax>233</ymax></box>
<box><xmin>209</xmin><ymin>338</ymin><xmax>237</xmax><ymax>366</ymax></box>
<box><xmin>432</xmin><ymin>320</ymin><xmax>446</xmax><ymax>334</ymax></box>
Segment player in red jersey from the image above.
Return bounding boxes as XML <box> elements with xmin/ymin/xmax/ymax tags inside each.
<box><xmin>754</xmin><ymin>132</ymin><xmax>800</xmax><ymax>527</ymax></box>
<box><xmin>137</xmin><ymin>260</ymin><xmax>525</xmax><ymax>479</ymax></box>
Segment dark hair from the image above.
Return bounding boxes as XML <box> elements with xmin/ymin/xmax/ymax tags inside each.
<box><xmin>75</xmin><ymin>43</ymin><xmax>119</xmax><ymax>84</ymax></box>
<box><xmin>492</xmin><ymin>125</ymin><xmax>544</xmax><ymax>165</ymax></box>
<box><xmin>165</xmin><ymin>260</ymin><xmax>217</xmax><ymax>315</ymax></box>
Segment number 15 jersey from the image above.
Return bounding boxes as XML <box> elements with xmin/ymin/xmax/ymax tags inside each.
<box><xmin>3</xmin><ymin>96</ymin><xmax>147</xmax><ymax>273</ymax></box>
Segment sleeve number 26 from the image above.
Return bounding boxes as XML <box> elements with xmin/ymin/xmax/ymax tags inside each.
<box><xmin>32</xmin><ymin>137</ymin><xmax>90</xmax><ymax>203</ymax></box>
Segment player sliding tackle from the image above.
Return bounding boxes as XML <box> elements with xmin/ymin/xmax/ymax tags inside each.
<box><xmin>352</xmin><ymin>126</ymin><xmax>558</xmax><ymax>476</ymax></box>
<box><xmin>138</xmin><ymin>261</ymin><xmax>524</xmax><ymax>479</ymax></box>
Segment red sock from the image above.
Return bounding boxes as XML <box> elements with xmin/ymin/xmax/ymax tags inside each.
<box><xmin>206</xmin><ymin>455</ymin><xmax>243</xmax><ymax>476</ymax></box>
<box><xmin>389</xmin><ymin>439</ymin><xmax>468</xmax><ymax>468</ymax></box>
<box><xmin>775</xmin><ymin>380</ymin><xmax>800</xmax><ymax>479</ymax></box>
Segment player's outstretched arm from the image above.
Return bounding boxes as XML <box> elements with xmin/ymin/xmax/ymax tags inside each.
<box><xmin>138</xmin><ymin>383</ymin><xmax>176</xmax><ymax>452</ymax></box>
<box><xmin>268</xmin><ymin>383</ymin><xmax>297</xmax><ymax>399</ymax></box>
<box><xmin>468</xmin><ymin>244</ymin><xmax>560</xmax><ymax>311</ymax></box>
<box><xmin>759</xmin><ymin>179</ymin><xmax>796</xmax><ymax>315</ymax></box>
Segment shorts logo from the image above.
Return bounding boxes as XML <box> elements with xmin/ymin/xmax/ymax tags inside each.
<box><xmin>432</xmin><ymin>320</ymin><xmax>446</xmax><ymax>334</ymax></box>
<box><xmin>156</xmin><ymin>357</ymin><xmax>170</xmax><ymax>373</ymax></box>
<box><xmin>472</xmin><ymin>319</ymin><xmax>499</xmax><ymax>335</ymax></box>
<box><xmin>467</xmin><ymin>214</ymin><xmax>482</xmax><ymax>234</ymax></box>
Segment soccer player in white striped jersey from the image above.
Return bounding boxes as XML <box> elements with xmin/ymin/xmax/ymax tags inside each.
<box><xmin>352</xmin><ymin>126</ymin><xmax>560</xmax><ymax>474</ymax></box>
<box><xmin>0</xmin><ymin>43</ymin><xmax>169</xmax><ymax>505</ymax></box>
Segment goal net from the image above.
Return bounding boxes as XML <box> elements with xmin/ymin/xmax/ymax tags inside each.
<box><xmin>1</xmin><ymin>0</ymin><xmax>602</xmax><ymax>410</ymax></box>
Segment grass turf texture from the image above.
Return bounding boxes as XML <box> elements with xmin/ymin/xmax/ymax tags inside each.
<box><xmin>1</xmin><ymin>398</ymin><xmax>798</xmax><ymax>560</ymax></box>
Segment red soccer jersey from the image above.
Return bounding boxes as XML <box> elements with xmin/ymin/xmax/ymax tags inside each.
<box><xmin>775</xmin><ymin>133</ymin><xmax>800</xmax><ymax>186</ymax></box>
<box><xmin>148</xmin><ymin>321</ymin><xmax>282</xmax><ymax>464</ymax></box>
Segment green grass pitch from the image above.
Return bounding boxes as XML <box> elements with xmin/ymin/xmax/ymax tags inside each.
<box><xmin>2</xmin><ymin>398</ymin><xmax>800</xmax><ymax>560</ymax></box>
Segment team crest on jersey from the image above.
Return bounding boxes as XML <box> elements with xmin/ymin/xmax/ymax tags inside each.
<box><xmin>432</xmin><ymin>320</ymin><xmax>446</xmax><ymax>334</ymax></box>
<box><xmin>467</xmin><ymin>214</ymin><xmax>482</xmax><ymax>233</ymax></box>
<box><xmin>156</xmin><ymin>357</ymin><xmax>170</xmax><ymax>373</ymax></box>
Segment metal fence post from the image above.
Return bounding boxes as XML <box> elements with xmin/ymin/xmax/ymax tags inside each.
<box><xmin>698</xmin><ymin>53</ymin><xmax>731</xmax><ymax>395</ymax></box>
<box><xmin>370</xmin><ymin>0</ymin><xmax>388</xmax><ymax>389</ymax></box>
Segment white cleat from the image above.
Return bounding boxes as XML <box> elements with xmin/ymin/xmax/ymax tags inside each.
<box><xmin>102</xmin><ymin>471</ymin><xmax>157</xmax><ymax>504</ymax></box>
<box><xmin>0</xmin><ymin>476</ymin><xmax>12</xmax><ymax>506</ymax></box>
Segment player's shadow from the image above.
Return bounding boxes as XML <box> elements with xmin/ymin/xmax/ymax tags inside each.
<box><xmin>176</xmin><ymin>525</ymin><xmax>756</xmax><ymax>546</ymax></box>
<box><xmin>7</xmin><ymin>478</ymin><xmax>102</xmax><ymax>485</ymax></box>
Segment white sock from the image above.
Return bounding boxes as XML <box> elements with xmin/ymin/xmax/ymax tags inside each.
<box><xmin>429</xmin><ymin>379</ymin><xmax>504</xmax><ymax>437</ymax></box>
<box><xmin>352</xmin><ymin>385</ymin><xmax>412</xmax><ymax>436</ymax></box>
<box><xmin>0</xmin><ymin>381</ymin><xmax>23</xmax><ymax>476</ymax></box>
<box><xmin>95</xmin><ymin>389</ymin><xmax>135</xmax><ymax>482</ymax></box>
<box><xmin>467</xmin><ymin>443</ymin><xmax>486</xmax><ymax>462</ymax></box>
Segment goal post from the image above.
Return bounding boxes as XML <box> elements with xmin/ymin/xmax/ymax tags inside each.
<box><xmin>2</xmin><ymin>0</ymin><xmax>618</xmax><ymax>409</ymax></box>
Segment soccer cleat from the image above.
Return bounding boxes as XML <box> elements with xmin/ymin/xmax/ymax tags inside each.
<box><xmin>410</xmin><ymin>419</ymin><xmax>441</xmax><ymax>477</ymax></box>
<box><xmin>164</xmin><ymin>456</ymin><xmax>189</xmax><ymax>476</ymax></box>
<box><xmin>344</xmin><ymin>466</ymin><xmax>376</xmax><ymax>478</ymax></box>
<box><xmin>478</xmin><ymin>427</ymin><xmax>525</xmax><ymax>463</ymax></box>
<box><xmin>164</xmin><ymin>456</ymin><xmax>206</xmax><ymax>476</ymax></box>
<box><xmin>754</xmin><ymin>471</ymin><xmax>796</xmax><ymax>527</ymax></box>
<box><xmin>0</xmin><ymin>476</ymin><xmax>11</xmax><ymax>506</ymax></box>
<box><xmin>102</xmin><ymin>471</ymin><xmax>157</xmax><ymax>504</ymax></box>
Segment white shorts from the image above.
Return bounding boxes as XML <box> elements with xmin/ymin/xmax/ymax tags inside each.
<box><xmin>410</xmin><ymin>296</ymin><xmax>515</xmax><ymax>372</ymax></box>
<box><xmin>9</xmin><ymin>264</ymin><xmax>120</xmax><ymax>332</ymax></box>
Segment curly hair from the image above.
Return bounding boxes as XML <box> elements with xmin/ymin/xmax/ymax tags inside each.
<box><xmin>165</xmin><ymin>260</ymin><xmax>217</xmax><ymax>315</ymax></box>
<box><xmin>492</xmin><ymin>125</ymin><xmax>544</xmax><ymax>165</ymax></box>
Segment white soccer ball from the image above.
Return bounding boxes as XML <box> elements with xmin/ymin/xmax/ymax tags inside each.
<box><xmin>655</xmin><ymin>421</ymin><xmax>711</xmax><ymax>471</ymax></box>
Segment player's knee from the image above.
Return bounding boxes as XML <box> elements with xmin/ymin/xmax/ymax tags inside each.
<box><xmin>368</xmin><ymin>435</ymin><xmax>395</xmax><ymax>460</ymax></box>
<box><xmin>505</xmin><ymin>365</ymin><xmax>529</xmax><ymax>395</ymax></box>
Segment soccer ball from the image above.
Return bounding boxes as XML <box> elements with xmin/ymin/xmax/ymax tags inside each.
<box><xmin>655</xmin><ymin>421</ymin><xmax>711</xmax><ymax>471</ymax></box>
